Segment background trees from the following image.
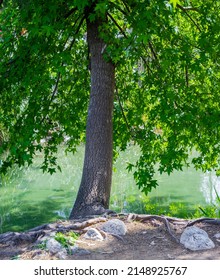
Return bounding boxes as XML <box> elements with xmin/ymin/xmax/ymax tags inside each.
<box><xmin>0</xmin><ymin>0</ymin><xmax>220</xmax><ymax>218</ymax></box>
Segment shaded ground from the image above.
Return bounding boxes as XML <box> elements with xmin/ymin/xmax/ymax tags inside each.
<box><xmin>0</xmin><ymin>216</ymin><xmax>220</xmax><ymax>260</ymax></box>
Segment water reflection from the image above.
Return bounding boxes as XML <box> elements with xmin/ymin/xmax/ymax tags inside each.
<box><xmin>0</xmin><ymin>146</ymin><xmax>220</xmax><ymax>233</ymax></box>
<box><xmin>201</xmin><ymin>172</ymin><xmax>220</xmax><ymax>204</ymax></box>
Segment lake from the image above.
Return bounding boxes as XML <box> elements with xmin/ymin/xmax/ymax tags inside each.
<box><xmin>0</xmin><ymin>145</ymin><xmax>219</xmax><ymax>233</ymax></box>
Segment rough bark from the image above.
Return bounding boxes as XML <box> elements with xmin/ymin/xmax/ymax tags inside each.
<box><xmin>69</xmin><ymin>18</ymin><xmax>115</xmax><ymax>219</ymax></box>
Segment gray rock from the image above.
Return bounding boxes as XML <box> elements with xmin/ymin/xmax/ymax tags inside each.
<box><xmin>214</xmin><ymin>233</ymin><xmax>220</xmax><ymax>239</ymax></box>
<box><xmin>71</xmin><ymin>245</ymin><xmax>91</xmax><ymax>255</ymax></box>
<box><xmin>100</xmin><ymin>219</ymin><xmax>127</xmax><ymax>235</ymax></box>
<box><xmin>180</xmin><ymin>226</ymin><xmax>215</xmax><ymax>251</ymax></box>
<box><xmin>56</xmin><ymin>249</ymin><xmax>68</xmax><ymax>259</ymax></box>
<box><xmin>83</xmin><ymin>228</ymin><xmax>104</xmax><ymax>241</ymax></box>
<box><xmin>46</xmin><ymin>238</ymin><xmax>65</xmax><ymax>254</ymax></box>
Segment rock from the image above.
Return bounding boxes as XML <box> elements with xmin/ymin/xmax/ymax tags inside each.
<box><xmin>100</xmin><ymin>219</ymin><xmax>127</xmax><ymax>235</ymax></box>
<box><xmin>180</xmin><ymin>226</ymin><xmax>215</xmax><ymax>251</ymax></box>
<box><xmin>46</xmin><ymin>238</ymin><xmax>65</xmax><ymax>254</ymax></box>
<box><xmin>71</xmin><ymin>245</ymin><xmax>91</xmax><ymax>256</ymax></box>
<box><xmin>167</xmin><ymin>254</ymin><xmax>175</xmax><ymax>260</ymax></box>
<box><xmin>56</xmin><ymin>250</ymin><xmax>67</xmax><ymax>260</ymax></box>
<box><xmin>214</xmin><ymin>233</ymin><xmax>220</xmax><ymax>239</ymax></box>
<box><xmin>83</xmin><ymin>228</ymin><xmax>104</xmax><ymax>241</ymax></box>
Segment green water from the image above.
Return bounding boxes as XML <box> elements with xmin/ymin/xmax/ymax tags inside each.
<box><xmin>0</xmin><ymin>145</ymin><xmax>215</xmax><ymax>233</ymax></box>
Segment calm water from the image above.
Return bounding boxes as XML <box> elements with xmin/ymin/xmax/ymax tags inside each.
<box><xmin>0</xmin><ymin>145</ymin><xmax>219</xmax><ymax>233</ymax></box>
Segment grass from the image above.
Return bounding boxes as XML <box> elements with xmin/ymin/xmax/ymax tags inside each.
<box><xmin>196</xmin><ymin>187</ymin><xmax>220</xmax><ymax>218</ymax></box>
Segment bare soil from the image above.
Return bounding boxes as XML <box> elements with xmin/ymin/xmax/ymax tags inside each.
<box><xmin>0</xmin><ymin>216</ymin><xmax>220</xmax><ymax>260</ymax></box>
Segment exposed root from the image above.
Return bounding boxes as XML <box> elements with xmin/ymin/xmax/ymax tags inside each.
<box><xmin>0</xmin><ymin>230</ymin><xmax>46</xmax><ymax>245</ymax></box>
<box><xmin>56</xmin><ymin>217</ymin><xmax>108</xmax><ymax>232</ymax></box>
<box><xmin>1</xmin><ymin>214</ymin><xmax>219</xmax><ymax>249</ymax></box>
<box><xmin>0</xmin><ymin>217</ymin><xmax>107</xmax><ymax>246</ymax></box>
<box><xmin>98</xmin><ymin>229</ymin><xmax>125</xmax><ymax>242</ymax></box>
<box><xmin>127</xmin><ymin>214</ymin><xmax>180</xmax><ymax>244</ymax></box>
<box><xmin>186</xmin><ymin>217</ymin><xmax>220</xmax><ymax>227</ymax></box>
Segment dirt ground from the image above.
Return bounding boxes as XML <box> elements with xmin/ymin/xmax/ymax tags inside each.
<box><xmin>0</xmin><ymin>216</ymin><xmax>220</xmax><ymax>260</ymax></box>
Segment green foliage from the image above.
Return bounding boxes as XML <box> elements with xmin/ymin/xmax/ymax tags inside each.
<box><xmin>196</xmin><ymin>187</ymin><xmax>220</xmax><ymax>218</ymax></box>
<box><xmin>169</xmin><ymin>0</ymin><xmax>181</xmax><ymax>9</ymax></box>
<box><xmin>55</xmin><ymin>231</ymin><xmax>79</xmax><ymax>249</ymax></box>
<box><xmin>35</xmin><ymin>240</ymin><xmax>47</xmax><ymax>250</ymax></box>
<box><xmin>0</xmin><ymin>123</ymin><xmax>8</xmax><ymax>146</ymax></box>
<box><xmin>1</xmin><ymin>0</ymin><xmax>220</xmax><ymax>195</ymax></box>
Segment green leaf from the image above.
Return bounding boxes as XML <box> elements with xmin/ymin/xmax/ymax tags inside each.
<box><xmin>169</xmin><ymin>0</ymin><xmax>181</xmax><ymax>9</ymax></box>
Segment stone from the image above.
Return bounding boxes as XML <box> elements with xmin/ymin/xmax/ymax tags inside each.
<box><xmin>83</xmin><ymin>228</ymin><xmax>104</xmax><ymax>241</ymax></box>
<box><xmin>180</xmin><ymin>226</ymin><xmax>215</xmax><ymax>251</ymax></box>
<box><xmin>214</xmin><ymin>233</ymin><xmax>220</xmax><ymax>239</ymax></box>
<box><xmin>100</xmin><ymin>219</ymin><xmax>127</xmax><ymax>235</ymax></box>
<box><xmin>56</xmin><ymin>250</ymin><xmax>67</xmax><ymax>260</ymax></box>
<box><xmin>46</xmin><ymin>238</ymin><xmax>65</xmax><ymax>254</ymax></box>
<box><xmin>71</xmin><ymin>245</ymin><xmax>91</xmax><ymax>256</ymax></box>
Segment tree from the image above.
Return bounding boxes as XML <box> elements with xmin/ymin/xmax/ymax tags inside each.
<box><xmin>0</xmin><ymin>0</ymin><xmax>220</xmax><ymax>219</ymax></box>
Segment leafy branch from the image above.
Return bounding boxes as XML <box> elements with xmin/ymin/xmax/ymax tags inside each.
<box><xmin>107</xmin><ymin>12</ymin><xmax>128</xmax><ymax>39</ymax></box>
<box><xmin>68</xmin><ymin>15</ymin><xmax>86</xmax><ymax>51</ymax></box>
<box><xmin>177</xmin><ymin>4</ymin><xmax>201</xmax><ymax>32</ymax></box>
<box><xmin>115</xmin><ymin>83</ymin><xmax>135</xmax><ymax>139</ymax></box>
<box><xmin>64</xmin><ymin>7</ymin><xmax>78</xmax><ymax>19</ymax></box>
<box><xmin>108</xmin><ymin>1</ymin><xmax>128</xmax><ymax>17</ymax></box>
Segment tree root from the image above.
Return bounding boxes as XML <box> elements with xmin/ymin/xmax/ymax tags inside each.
<box><xmin>0</xmin><ymin>217</ymin><xmax>107</xmax><ymax>246</ymax></box>
<box><xmin>56</xmin><ymin>217</ymin><xmax>107</xmax><ymax>232</ymax></box>
<box><xmin>0</xmin><ymin>230</ymin><xmax>46</xmax><ymax>245</ymax></box>
<box><xmin>127</xmin><ymin>214</ymin><xmax>180</xmax><ymax>244</ymax></box>
<box><xmin>1</xmin><ymin>214</ymin><xmax>219</xmax><ymax>247</ymax></box>
<box><xmin>186</xmin><ymin>217</ymin><xmax>220</xmax><ymax>227</ymax></box>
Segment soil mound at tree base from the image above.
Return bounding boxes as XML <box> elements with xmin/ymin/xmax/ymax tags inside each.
<box><xmin>0</xmin><ymin>215</ymin><xmax>220</xmax><ymax>260</ymax></box>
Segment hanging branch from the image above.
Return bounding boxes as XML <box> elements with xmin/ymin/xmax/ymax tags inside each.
<box><xmin>64</xmin><ymin>7</ymin><xmax>78</xmax><ymax>19</ymax></box>
<box><xmin>49</xmin><ymin>72</ymin><xmax>61</xmax><ymax>105</ymax></box>
<box><xmin>39</xmin><ymin>16</ymin><xmax>85</xmax><ymax>126</ymax></box>
<box><xmin>68</xmin><ymin>15</ymin><xmax>86</xmax><ymax>51</ymax></box>
<box><xmin>115</xmin><ymin>84</ymin><xmax>135</xmax><ymax>139</ymax></box>
<box><xmin>109</xmin><ymin>1</ymin><xmax>129</xmax><ymax>17</ymax></box>
<box><xmin>121</xmin><ymin>0</ymin><xmax>131</xmax><ymax>13</ymax></box>
<box><xmin>148</xmin><ymin>41</ymin><xmax>159</xmax><ymax>61</ymax></box>
<box><xmin>107</xmin><ymin>12</ymin><xmax>153</xmax><ymax>76</ymax></box>
<box><xmin>177</xmin><ymin>4</ymin><xmax>202</xmax><ymax>32</ymax></box>
<box><xmin>107</xmin><ymin>12</ymin><xmax>128</xmax><ymax>39</ymax></box>
<box><xmin>185</xmin><ymin>64</ymin><xmax>189</xmax><ymax>87</ymax></box>
<box><xmin>40</xmin><ymin>71</ymin><xmax>61</xmax><ymax>125</ymax></box>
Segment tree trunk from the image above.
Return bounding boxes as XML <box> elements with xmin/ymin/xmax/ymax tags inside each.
<box><xmin>69</xmin><ymin>18</ymin><xmax>115</xmax><ymax>219</ymax></box>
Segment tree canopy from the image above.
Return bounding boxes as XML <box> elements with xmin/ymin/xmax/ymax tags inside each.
<box><xmin>0</xmin><ymin>0</ymin><xmax>220</xmax><ymax>199</ymax></box>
